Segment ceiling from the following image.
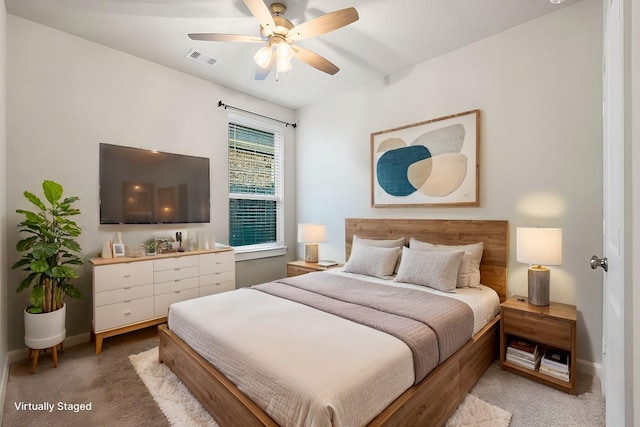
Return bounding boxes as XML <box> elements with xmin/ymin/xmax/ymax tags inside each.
<box><xmin>6</xmin><ymin>0</ymin><xmax>582</xmax><ymax>110</ymax></box>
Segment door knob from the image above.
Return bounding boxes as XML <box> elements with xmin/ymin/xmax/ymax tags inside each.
<box><xmin>590</xmin><ymin>255</ymin><xmax>608</xmax><ymax>272</ymax></box>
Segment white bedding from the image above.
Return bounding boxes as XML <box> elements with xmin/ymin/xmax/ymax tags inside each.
<box><xmin>167</xmin><ymin>270</ymin><xmax>500</xmax><ymax>427</ymax></box>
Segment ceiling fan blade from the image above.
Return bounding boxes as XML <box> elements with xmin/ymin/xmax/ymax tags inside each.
<box><xmin>287</xmin><ymin>8</ymin><xmax>359</xmax><ymax>42</ymax></box>
<box><xmin>189</xmin><ymin>33</ymin><xmax>262</xmax><ymax>43</ymax></box>
<box><xmin>292</xmin><ymin>45</ymin><xmax>339</xmax><ymax>75</ymax></box>
<box><xmin>243</xmin><ymin>0</ymin><xmax>277</xmax><ymax>37</ymax></box>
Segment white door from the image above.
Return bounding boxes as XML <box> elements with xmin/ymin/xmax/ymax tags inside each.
<box><xmin>599</xmin><ymin>0</ymin><xmax>625</xmax><ymax>425</ymax></box>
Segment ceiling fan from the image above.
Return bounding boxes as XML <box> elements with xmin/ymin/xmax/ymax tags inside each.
<box><xmin>188</xmin><ymin>0</ymin><xmax>359</xmax><ymax>80</ymax></box>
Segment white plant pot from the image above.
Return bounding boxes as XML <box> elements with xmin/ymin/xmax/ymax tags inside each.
<box><xmin>24</xmin><ymin>304</ymin><xmax>66</xmax><ymax>349</ymax></box>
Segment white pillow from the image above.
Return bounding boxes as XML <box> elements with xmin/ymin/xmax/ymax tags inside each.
<box><xmin>353</xmin><ymin>235</ymin><xmax>405</xmax><ymax>273</ymax></box>
<box><xmin>344</xmin><ymin>243</ymin><xmax>401</xmax><ymax>279</ymax></box>
<box><xmin>409</xmin><ymin>238</ymin><xmax>484</xmax><ymax>288</ymax></box>
<box><xmin>394</xmin><ymin>247</ymin><xmax>465</xmax><ymax>293</ymax></box>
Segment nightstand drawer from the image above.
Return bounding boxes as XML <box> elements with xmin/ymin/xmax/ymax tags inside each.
<box><xmin>503</xmin><ymin>308</ymin><xmax>572</xmax><ymax>349</ymax></box>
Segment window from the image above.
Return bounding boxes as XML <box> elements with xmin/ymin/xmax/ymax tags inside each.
<box><xmin>228</xmin><ymin>116</ymin><xmax>284</xmax><ymax>253</ymax></box>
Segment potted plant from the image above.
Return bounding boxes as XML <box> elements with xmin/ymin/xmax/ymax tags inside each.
<box><xmin>145</xmin><ymin>238</ymin><xmax>157</xmax><ymax>256</ymax></box>
<box><xmin>12</xmin><ymin>180</ymin><xmax>83</xmax><ymax>352</ymax></box>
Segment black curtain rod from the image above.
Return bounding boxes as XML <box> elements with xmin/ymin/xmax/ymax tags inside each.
<box><xmin>218</xmin><ymin>100</ymin><xmax>297</xmax><ymax>128</ymax></box>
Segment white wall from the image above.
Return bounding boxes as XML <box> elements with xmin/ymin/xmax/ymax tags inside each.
<box><xmin>296</xmin><ymin>0</ymin><xmax>603</xmax><ymax>365</ymax></box>
<box><xmin>5</xmin><ymin>15</ymin><xmax>296</xmax><ymax>351</ymax></box>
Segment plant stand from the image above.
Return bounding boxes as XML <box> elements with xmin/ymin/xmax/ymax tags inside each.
<box><xmin>27</xmin><ymin>343</ymin><xmax>64</xmax><ymax>374</ymax></box>
<box><xmin>24</xmin><ymin>304</ymin><xmax>67</xmax><ymax>374</ymax></box>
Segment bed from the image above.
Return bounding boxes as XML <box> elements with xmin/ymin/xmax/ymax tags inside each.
<box><xmin>159</xmin><ymin>218</ymin><xmax>508</xmax><ymax>427</ymax></box>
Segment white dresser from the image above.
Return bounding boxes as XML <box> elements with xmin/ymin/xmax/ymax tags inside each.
<box><xmin>91</xmin><ymin>248</ymin><xmax>234</xmax><ymax>354</ymax></box>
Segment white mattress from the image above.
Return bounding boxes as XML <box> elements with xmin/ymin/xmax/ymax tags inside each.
<box><xmin>167</xmin><ymin>270</ymin><xmax>500</xmax><ymax>427</ymax></box>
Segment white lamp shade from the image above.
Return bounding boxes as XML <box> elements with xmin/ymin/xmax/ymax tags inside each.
<box><xmin>516</xmin><ymin>227</ymin><xmax>562</xmax><ymax>266</ymax></box>
<box><xmin>298</xmin><ymin>223</ymin><xmax>326</xmax><ymax>243</ymax></box>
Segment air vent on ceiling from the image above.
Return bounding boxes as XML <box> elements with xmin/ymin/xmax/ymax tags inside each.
<box><xmin>185</xmin><ymin>49</ymin><xmax>218</xmax><ymax>67</ymax></box>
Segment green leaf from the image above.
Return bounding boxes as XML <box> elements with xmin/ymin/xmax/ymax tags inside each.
<box><xmin>31</xmin><ymin>242</ymin><xmax>58</xmax><ymax>260</ymax></box>
<box><xmin>43</xmin><ymin>180</ymin><xmax>63</xmax><ymax>205</ymax></box>
<box><xmin>51</xmin><ymin>265</ymin><xmax>79</xmax><ymax>279</ymax></box>
<box><xmin>27</xmin><ymin>306</ymin><xmax>43</xmax><ymax>314</ymax></box>
<box><xmin>30</xmin><ymin>259</ymin><xmax>50</xmax><ymax>273</ymax></box>
<box><xmin>16</xmin><ymin>236</ymin><xmax>38</xmax><ymax>252</ymax></box>
<box><xmin>16</xmin><ymin>275</ymin><xmax>36</xmax><ymax>293</ymax></box>
<box><xmin>62</xmin><ymin>285</ymin><xmax>83</xmax><ymax>300</ymax></box>
<box><xmin>22</xmin><ymin>191</ymin><xmax>46</xmax><ymax>211</ymax></box>
<box><xmin>29</xmin><ymin>286</ymin><xmax>45</xmax><ymax>310</ymax></box>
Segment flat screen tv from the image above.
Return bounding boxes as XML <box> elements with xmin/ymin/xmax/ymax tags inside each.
<box><xmin>99</xmin><ymin>143</ymin><xmax>210</xmax><ymax>224</ymax></box>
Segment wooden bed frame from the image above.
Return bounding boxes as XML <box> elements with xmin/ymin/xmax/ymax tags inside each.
<box><xmin>159</xmin><ymin>218</ymin><xmax>509</xmax><ymax>427</ymax></box>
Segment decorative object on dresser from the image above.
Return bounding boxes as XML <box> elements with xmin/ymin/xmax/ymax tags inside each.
<box><xmin>297</xmin><ymin>223</ymin><xmax>326</xmax><ymax>263</ymax></box>
<box><xmin>145</xmin><ymin>238</ymin><xmax>158</xmax><ymax>256</ymax></box>
<box><xmin>500</xmin><ymin>296</ymin><xmax>577</xmax><ymax>394</ymax></box>
<box><xmin>12</xmin><ymin>180</ymin><xmax>84</xmax><ymax>374</ymax></box>
<box><xmin>90</xmin><ymin>248</ymin><xmax>235</xmax><ymax>354</ymax></box>
<box><xmin>516</xmin><ymin>227</ymin><xmax>562</xmax><ymax>306</ymax></box>
<box><xmin>371</xmin><ymin>109</ymin><xmax>479</xmax><ymax>207</ymax></box>
<box><xmin>286</xmin><ymin>260</ymin><xmax>340</xmax><ymax>277</ymax></box>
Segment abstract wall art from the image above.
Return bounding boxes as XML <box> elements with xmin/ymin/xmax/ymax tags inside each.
<box><xmin>371</xmin><ymin>110</ymin><xmax>479</xmax><ymax>207</ymax></box>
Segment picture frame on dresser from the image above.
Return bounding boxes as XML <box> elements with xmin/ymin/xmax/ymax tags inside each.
<box><xmin>112</xmin><ymin>243</ymin><xmax>125</xmax><ymax>257</ymax></box>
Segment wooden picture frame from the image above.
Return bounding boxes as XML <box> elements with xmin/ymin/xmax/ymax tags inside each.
<box><xmin>371</xmin><ymin>110</ymin><xmax>479</xmax><ymax>207</ymax></box>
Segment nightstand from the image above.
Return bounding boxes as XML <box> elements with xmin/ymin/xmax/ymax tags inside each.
<box><xmin>500</xmin><ymin>295</ymin><xmax>577</xmax><ymax>394</ymax></box>
<box><xmin>286</xmin><ymin>260</ymin><xmax>341</xmax><ymax>277</ymax></box>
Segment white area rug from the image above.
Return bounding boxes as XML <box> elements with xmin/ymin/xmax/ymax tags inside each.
<box><xmin>130</xmin><ymin>347</ymin><xmax>511</xmax><ymax>427</ymax></box>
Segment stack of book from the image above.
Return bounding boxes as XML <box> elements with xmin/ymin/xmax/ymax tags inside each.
<box><xmin>539</xmin><ymin>350</ymin><xmax>570</xmax><ymax>382</ymax></box>
<box><xmin>506</xmin><ymin>340</ymin><xmax>540</xmax><ymax>370</ymax></box>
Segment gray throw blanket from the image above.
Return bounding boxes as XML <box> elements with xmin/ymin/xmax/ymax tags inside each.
<box><xmin>251</xmin><ymin>272</ymin><xmax>473</xmax><ymax>384</ymax></box>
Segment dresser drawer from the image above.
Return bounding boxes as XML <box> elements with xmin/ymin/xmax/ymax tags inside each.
<box><xmin>199</xmin><ymin>251</ymin><xmax>235</xmax><ymax>275</ymax></box>
<box><xmin>199</xmin><ymin>281</ymin><xmax>235</xmax><ymax>297</ymax></box>
<box><xmin>94</xmin><ymin>296</ymin><xmax>154</xmax><ymax>332</ymax></box>
<box><xmin>154</xmin><ymin>276</ymin><xmax>199</xmax><ymax>296</ymax></box>
<box><xmin>503</xmin><ymin>308</ymin><xmax>572</xmax><ymax>349</ymax></box>
<box><xmin>154</xmin><ymin>266</ymin><xmax>198</xmax><ymax>283</ymax></box>
<box><xmin>154</xmin><ymin>256</ymin><xmax>199</xmax><ymax>272</ymax></box>
<box><xmin>199</xmin><ymin>270</ymin><xmax>235</xmax><ymax>287</ymax></box>
<box><xmin>94</xmin><ymin>283</ymin><xmax>153</xmax><ymax>307</ymax></box>
<box><xmin>93</xmin><ymin>261</ymin><xmax>154</xmax><ymax>292</ymax></box>
<box><xmin>154</xmin><ymin>287</ymin><xmax>200</xmax><ymax>317</ymax></box>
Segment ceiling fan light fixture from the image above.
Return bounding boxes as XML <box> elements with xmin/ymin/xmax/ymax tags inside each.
<box><xmin>253</xmin><ymin>44</ymin><xmax>274</xmax><ymax>68</ymax></box>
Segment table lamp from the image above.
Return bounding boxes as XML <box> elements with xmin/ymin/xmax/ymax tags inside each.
<box><xmin>516</xmin><ymin>227</ymin><xmax>562</xmax><ymax>306</ymax></box>
<box><xmin>298</xmin><ymin>223</ymin><xmax>326</xmax><ymax>263</ymax></box>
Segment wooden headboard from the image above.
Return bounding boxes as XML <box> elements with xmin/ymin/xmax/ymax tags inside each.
<box><xmin>345</xmin><ymin>218</ymin><xmax>509</xmax><ymax>302</ymax></box>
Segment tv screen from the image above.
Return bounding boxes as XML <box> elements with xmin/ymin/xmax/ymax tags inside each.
<box><xmin>99</xmin><ymin>143</ymin><xmax>210</xmax><ymax>224</ymax></box>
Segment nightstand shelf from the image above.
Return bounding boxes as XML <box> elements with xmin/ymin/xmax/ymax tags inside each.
<box><xmin>500</xmin><ymin>296</ymin><xmax>577</xmax><ymax>394</ymax></box>
<box><xmin>286</xmin><ymin>260</ymin><xmax>341</xmax><ymax>277</ymax></box>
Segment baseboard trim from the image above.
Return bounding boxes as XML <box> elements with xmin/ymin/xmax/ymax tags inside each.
<box><xmin>577</xmin><ymin>357</ymin><xmax>602</xmax><ymax>379</ymax></box>
<box><xmin>7</xmin><ymin>332</ymin><xmax>91</xmax><ymax>365</ymax></box>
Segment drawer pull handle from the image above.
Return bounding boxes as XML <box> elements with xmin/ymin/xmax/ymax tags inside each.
<box><xmin>174</xmin><ymin>268</ymin><xmax>181</xmax><ymax>271</ymax></box>
<box><xmin>124</xmin><ymin>300</ymin><xmax>131</xmax><ymax>303</ymax></box>
<box><xmin>124</xmin><ymin>287</ymin><xmax>131</xmax><ymax>290</ymax></box>
<box><xmin>174</xmin><ymin>279</ymin><xmax>181</xmax><ymax>283</ymax></box>
<box><xmin>124</xmin><ymin>311</ymin><xmax>131</xmax><ymax>315</ymax></box>
<box><xmin>175</xmin><ymin>291</ymin><xmax>181</xmax><ymax>294</ymax></box>
<box><xmin>123</xmin><ymin>274</ymin><xmax>131</xmax><ymax>278</ymax></box>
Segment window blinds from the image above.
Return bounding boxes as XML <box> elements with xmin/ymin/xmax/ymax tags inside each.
<box><xmin>228</xmin><ymin>122</ymin><xmax>282</xmax><ymax>247</ymax></box>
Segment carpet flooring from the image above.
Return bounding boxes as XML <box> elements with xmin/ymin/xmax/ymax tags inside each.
<box><xmin>129</xmin><ymin>346</ymin><xmax>512</xmax><ymax>427</ymax></box>
<box><xmin>1</xmin><ymin>326</ymin><xmax>605</xmax><ymax>426</ymax></box>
